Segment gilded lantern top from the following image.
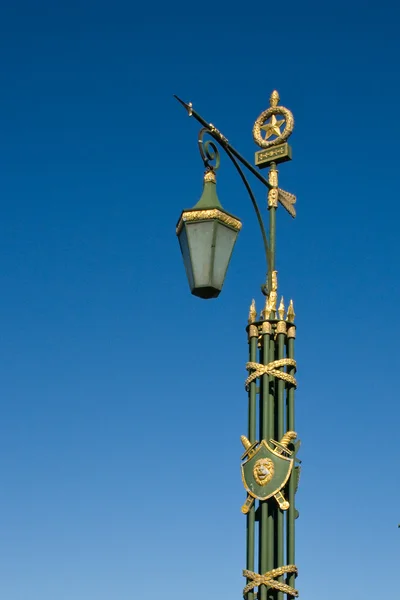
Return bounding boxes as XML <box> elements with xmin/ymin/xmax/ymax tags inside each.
<box><xmin>253</xmin><ymin>90</ymin><xmax>294</xmax><ymax>149</ymax></box>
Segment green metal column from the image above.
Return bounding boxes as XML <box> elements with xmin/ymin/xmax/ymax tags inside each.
<box><xmin>260</xmin><ymin>317</ymin><xmax>272</xmax><ymax>600</ymax></box>
<box><xmin>286</xmin><ymin>324</ymin><xmax>296</xmax><ymax>594</ymax></box>
<box><xmin>286</xmin><ymin>331</ymin><xmax>295</xmax><ymax>431</ymax></box>
<box><xmin>275</xmin><ymin>321</ymin><xmax>286</xmax><ymax>599</ymax></box>
<box><xmin>246</xmin><ymin>324</ymin><xmax>258</xmax><ymax>600</ymax></box>
<box><xmin>266</xmin><ymin>163</ymin><xmax>277</xmax><ymax>600</ymax></box>
<box><xmin>268</xmin><ymin>214</ymin><xmax>276</xmax><ymax>292</ymax></box>
<box><xmin>248</xmin><ymin>330</ymin><xmax>258</xmax><ymax>444</ymax></box>
<box><xmin>266</xmin><ymin>330</ymin><xmax>276</xmax><ymax>600</ymax></box>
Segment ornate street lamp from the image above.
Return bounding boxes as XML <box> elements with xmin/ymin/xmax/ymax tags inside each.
<box><xmin>175</xmin><ymin>91</ymin><xmax>301</xmax><ymax>600</ymax></box>
<box><xmin>176</xmin><ymin>160</ymin><xmax>242</xmax><ymax>299</ymax></box>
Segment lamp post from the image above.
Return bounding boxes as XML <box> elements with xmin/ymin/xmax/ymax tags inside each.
<box><xmin>175</xmin><ymin>91</ymin><xmax>301</xmax><ymax>600</ymax></box>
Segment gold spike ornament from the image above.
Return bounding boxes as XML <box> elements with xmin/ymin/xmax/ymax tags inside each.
<box><xmin>278</xmin><ymin>296</ymin><xmax>285</xmax><ymax>321</ymax></box>
<box><xmin>248</xmin><ymin>299</ymin><xmax>257</xmax><ymax>324</ymax></box>
<box><xmin>286</xmin><ymin>299</ymin><xmax>295</xmax><ymax>322</ymax></box>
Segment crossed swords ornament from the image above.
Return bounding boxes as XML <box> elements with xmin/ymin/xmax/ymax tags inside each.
<box><xmin>241</xmin><ymin>432</ymin><xmax>297</xmax><ymax>514</ymax></box>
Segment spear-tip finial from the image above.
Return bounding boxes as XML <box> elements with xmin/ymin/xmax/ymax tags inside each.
<box><xmin>248</xmin><ymin>299</ymin><xmax>257</xmax><ymax>324</ymax></box>
<box><xmin>278</xmin><ymin>296</ymin><xmax>285</xmax><ymax>321</ymax></box>
<box><xmin>261</xmin><ymin>294</ymin><xmax>268</xmax><ymax>320</ymax></box>
<box><xmin>173</xmin><ymin>95</ymin><xmax>193</xmax><ymax>116</ymax></box>
<box><xmin>287</xmin><ymin>299</ymin><xmax>295</xmax><ymax>322</ymax></box>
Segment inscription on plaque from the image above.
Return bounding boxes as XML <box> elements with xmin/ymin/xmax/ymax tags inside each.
<box><xmin>255</xmin><ymin>143</ymin><xmax>292</xmax><ymax>168</ymax></box>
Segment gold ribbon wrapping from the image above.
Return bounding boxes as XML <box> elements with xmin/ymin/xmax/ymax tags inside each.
<box><xmin>245</xmin><ymin>358</ymin><xmax>297</xmax><ymax>391</ymax></box>
<box><xmin>243</xmin><ymin>565</ymin><xmax>298</xmax><ymax>597</ymax></box>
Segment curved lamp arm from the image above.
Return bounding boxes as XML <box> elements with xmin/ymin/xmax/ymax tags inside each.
<box><xmin>223</xmin><ymin>145</ymin><xmax>271</xmax><ymax>283</ymax></box>
<box><xmin>176</xmin><ymin>95</ymin><xmax>273</xmax><ymax>289</ymax></box>
<box><xmin>198</xmin><ymin>127</ymin><xmax>270</xmax><ymax>278</ymax></box>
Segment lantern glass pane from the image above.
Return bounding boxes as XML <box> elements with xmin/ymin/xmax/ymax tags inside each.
<box><xmin>185</xmin><ymin>221</ymin><xmax>215</xmax><ymax>288</ymax></box>
<box><xmin>212</xmin><ymin>222</ymin><xmax>239</xmax><ymax>290</ymax></box>
<box><xmin>178</xmin><ymin>225</ymin><xmax>194</xmax><ymax>290</ymax></box>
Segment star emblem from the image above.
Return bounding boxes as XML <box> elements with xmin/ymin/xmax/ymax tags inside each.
<box><xmin>261</xmin><ymin>114</ymin><xmax>285</xmax><ymax>140</ymax></box>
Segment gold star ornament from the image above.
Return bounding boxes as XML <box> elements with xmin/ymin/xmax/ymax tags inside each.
<box><xmin>261</xmin><ymin>114</ymin><xmax>285</xmax><ymax>141</ymax></box>
<box><xmin>253</xmin><ymin>90</ymin><xmax>294</xmax><ymax>149</ymax></box>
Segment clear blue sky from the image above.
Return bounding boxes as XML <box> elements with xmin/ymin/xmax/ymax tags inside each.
<box><xmin>0</xmin><ymin>2</ymin><xmax>398</xmax><ymax>598</ymax></box>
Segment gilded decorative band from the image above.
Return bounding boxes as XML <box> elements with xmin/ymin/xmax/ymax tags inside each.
<box><xmin>248</xmin><ymin>325</ymin><xmax>258</xmax><ymax>339</ymax></box>
<box><xmin>176</xmin><ymin>209</ymin><xmax>242</xmax><ymax>234</ymax></box>
<box><xmin>204</xmin><ymin>170</ymin><xmax>216</xmax><ymax>183</ymax></box>
<box><xmin>287</xmin><ymin>326</ymin><xmax>296</xmax><ymax>338</ymax></box>
<box><xmin>276</xmin><ymin>321</ymin><xmax>287</xmax><ymax>335</ymax></box>
<box><xmin>268</xmin><ymin>169</ymin><xmax>278</xmax><ymax>187</ymax></box>
<box><xmin>261</xmin><ymin>321</ymin><xmax>272</xmax><ymax>334</ymax></box>
<box><xmin>268</xmin><ymin>188</ymin><xmax>279</xmax><ymax>208</ymax></box>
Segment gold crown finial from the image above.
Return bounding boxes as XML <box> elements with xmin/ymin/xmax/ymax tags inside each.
<box><xmin>278</xmin><ymin>296</ymin><xmax>285</xmax><ymax>321</ymax></box>
<box><xmin>248</xmin><ymin>299</ymin><xmax>257</xmax><ymax>324</ymax></box>
<box><xmin>270</xmin><ymin>90</ymin><xmax>280</xmax><ymax>107</ymax></box>
<box><xmin>287</xmin><ymin>299</ymin><xmax>295</xmax><ymax>322</ymax></box>
<box><xmin>241</xmin><ymin>435</ymin><xmax>251</xmax><ymax>450</ymax></box>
